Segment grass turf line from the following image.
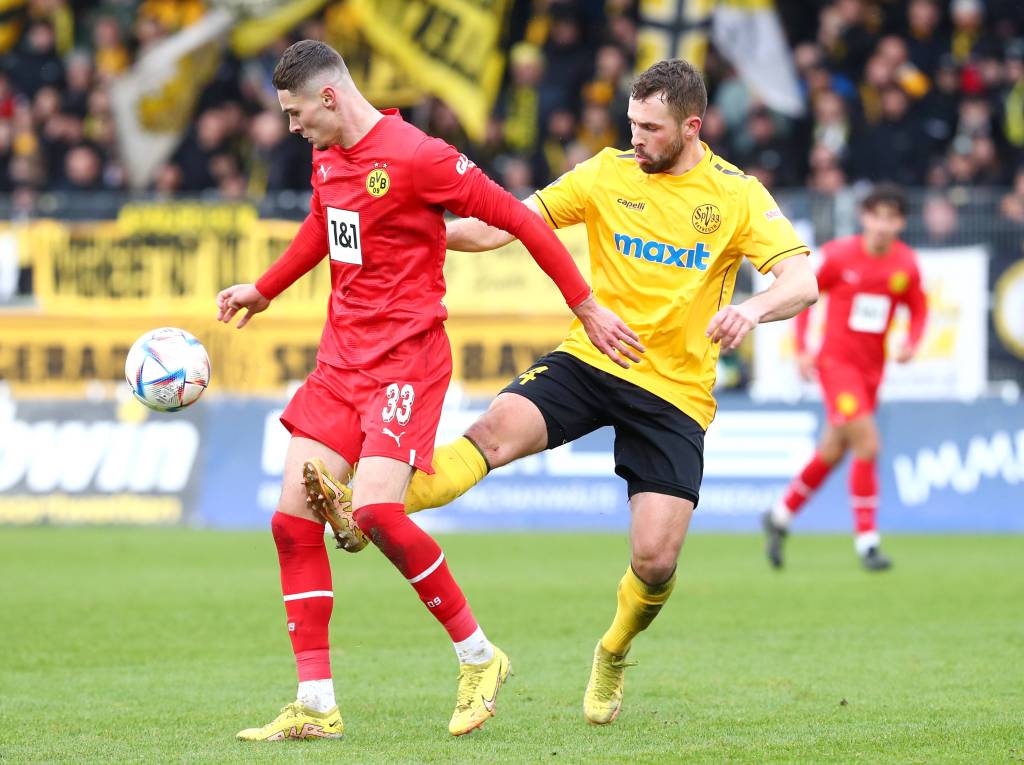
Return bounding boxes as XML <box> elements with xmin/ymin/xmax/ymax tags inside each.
<box><xmin>1</xmin><ymin>529</ymin><xmax>1021</xmax><ymax>764</ymax></box>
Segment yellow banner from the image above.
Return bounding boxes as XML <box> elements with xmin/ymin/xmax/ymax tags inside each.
<box><xmin>350</xmin><ymin>0</ymin><xmax>511</xmax><ymax>141</ymax></box>
<box><xmin>637</xmin><ymin>0</ymin><xmax>715</xmax><ymax>73</ymax></box>
<box><xmin>20</xmin><ymin>203</ymin><xmax>329</xmax><ymax>316</ymax></box>
<box><xmin>11</xmin><ymin>205</ymin><xmax>589</xmax><ymax>318</ymax></box>
<box><xmin>0</xmin><ymin>315</ymin><xmax>571</xmax><ymax>396</ymax></box>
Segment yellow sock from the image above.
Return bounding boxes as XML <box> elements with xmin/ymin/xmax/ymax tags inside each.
<box><xmin>404</xmin><ymin>436</ymin><xmax>489</xmax><ymax>513</ymax></box>
<box><xmin>599</xmin><ymin>566</ymin><xmax>676</xmax><ymax>656</ymax></box>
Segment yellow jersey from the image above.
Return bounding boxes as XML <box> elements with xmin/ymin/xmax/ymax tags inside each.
<box><xmin>533</xmin><ymin>143</ymin><xmax>808</xmax><ymax>429</ymax></box>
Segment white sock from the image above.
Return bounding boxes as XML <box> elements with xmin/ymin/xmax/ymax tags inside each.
<box><xmin>297</xmin><ymin>679</ymin><xmax>336</xmax><ymax>713</ymax></box>
<box><xmin>453</xmin><ymin>626</ymin><xmax>494</xmax><ymax>665</ymax></box>
<box><xmin>855</xmin><ymin>531</ymin><xmax>881</xmax><ymax>556</ymax></box>
<box><xmin>771</xmin><ymin>499</ymin><xmax>793</xmax><ymax>528</ymax></box>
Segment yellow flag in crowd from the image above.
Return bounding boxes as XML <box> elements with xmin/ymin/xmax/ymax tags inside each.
<box><xmin>637</xmin><ymin>0</ymin><xmax>804</xmax><ymax>117</ymax></box>
<box><xmin>348</xmin><ymin>0</ymin><xmax>512</xmax><ymax>141</ymax></box>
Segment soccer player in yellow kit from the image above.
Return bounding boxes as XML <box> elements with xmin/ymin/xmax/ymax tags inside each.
<box><xmin>305</xmin><ymin>59</ymin><xmax>818</xmax><ymax>724</ymax></box>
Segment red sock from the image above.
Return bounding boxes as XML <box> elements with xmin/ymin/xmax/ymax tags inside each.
<box><xmin>849</xmin><ymin>458</ymin><xmax>878</xmax><ymax>534</ymax></box>
<box><xmin>783</xmin><ymin>452</ymin><xmax>833</xmax><ymax>514</ymax></box>
<box><xmin>271</xmin><ymin>511</ymin><xmax>333</xmax><ymax>682</ymax></box>
<box><xmin>354</xmin><ymin>502</ymin><xmax>478</xmax><ymax>642</ymax></box>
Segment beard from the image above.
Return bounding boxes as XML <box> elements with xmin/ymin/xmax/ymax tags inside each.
<box><xmin>636</xmin><ymin>133</ymin><xmax>686</xmax><ymax>174</ymax></box>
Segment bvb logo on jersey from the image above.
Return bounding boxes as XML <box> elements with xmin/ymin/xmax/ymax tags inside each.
<box><xmin>692</xmin><ymin>204</ymin><xmax>721</xmax><ymax>234</ymax></box>
<box><xmin>366</xmin><ymin>167</ymin><xmax>390</xmax><ymax>197</ymax></box>
<box><xmin>889</xmin><ymin>270</ymin><xmax>909</xmax><ymax>294</ymax></box>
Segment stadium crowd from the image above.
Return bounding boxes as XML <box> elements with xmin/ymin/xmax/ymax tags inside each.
<box><xmin>1</xmin><ymin>0</ymin><xmax>1024</xmax><ymax>219</ymax></box>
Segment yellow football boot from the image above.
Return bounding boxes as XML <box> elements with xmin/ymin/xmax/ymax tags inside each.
<box><xmin>448</xmin><ymin>646</ymin><xmax>512</xmax><ymax>736</ymax></box>
<box><xmin>236</xmin><ymin>701</ymin><xmax>344</xmax><ymax>740</ymax></box>
<box><xmin>302</xmin><ymin>459</ymin><xmax>368</xmax><ymax>552</ymax></box>
<box><xmin>583</xmin><ymin>642</ymin><xmax>635</xmax><ymax>725</ymax></box>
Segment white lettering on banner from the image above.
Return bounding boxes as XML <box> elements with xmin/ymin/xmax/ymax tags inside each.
<box><xmin>893</xmin><ymin>430</ymin><xmax>1024</xmax><ymax>506</ymax></box>
<box><xmin>697</xmin><ymin>484</ymin><xmax>787</xmax><ymax>515</ymax></box>
<box><xmin>0</xmin><ymin>417</ymin><xmax>198</xmax><ymax>493</ymax></box>
<box><xmin>457</xmin><ymin>484</ymin><xmax>620</xmax><ymax>514</ymax></box>
<box><xmin>703</xmin><ymin>411</ymin><xmax>817</xmax><ymax>477</ymax></box>
<box><xmin>848</xmin><ymin>293</ymin><xmax>891</xmax><ymax>334</ymax></box>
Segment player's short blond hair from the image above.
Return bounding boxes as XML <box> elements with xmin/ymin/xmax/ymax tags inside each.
<box><xmin>272</xmin><ymin>40</ymin><xmax>348</xmax><ymax>93</ymax></box>
<box><xmin>631</xmin><ymin>59</ymin><xmax>707</xmax><ymax>123</ymax></box>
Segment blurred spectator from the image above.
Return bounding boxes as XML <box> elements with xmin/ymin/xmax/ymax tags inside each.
<box><xmin>576</xmin><ymin>101</ymin><xmax>618</xmax><ymax>156</ymax></box>
<box><xmin>950</xmin><ymin>0</ymin><xmax>990</xmax><ymax>65</ymax></box>
<box><xmin>172</xmin><ymin>108</ymin><xmax>232</xmax><ymax>192</ymax></box>
<box><xmin>918</xmin><ymin>55</ymin><xmax>961</xmax><ymax>150</ymax></box>
<box><xmin>54</xmin><ymin>144</ymin><xmax>103</xmax><ymax>192</ymax></box>
<box><xmin>495</xmin><ymin>42</ymin><xmax>544</xmax><ymax>155</ymax></box>
<box><xmin>906</xmin><ymin>0</ymin><xmax>947</xmax><ymax>76</ymax></box>
<box><xmin>8</xmin><ymin>20</ymin><xmax>64</xmax><ymax>98</ymax></box>
<box><xmin>735</xmin><ymin>109</ymin><xmax>799</xmax><ymax>189</ymax></box>
<box><xmin>701</xmin><ymin>105</ymin><xmax>730</xmax><ymax>156</ymax></box>
<box><xmin>62</xmin><ymin>51</ymin><xmax>93</xmax><ymax>118</ymax></box>
<box><xmin>246</xmin><ymin>110</ymin><xmax>311</xmax><ymax>195</ymax></box>
<box><xmin>852</xmin><ymin>85</ymin><xmax>927</xmax><ymax>184</ymax></box>
<box><xmin>999</xmin><ymin>168</ymin><xmax>1024</xmax><ymax>225</ymax></box>
<box><xmin>536</xmin><ymin>106</ymin><xmax>576</xmax><ymax>183</ymax></box>
<box><xmin>812</xmin><ymin>90</ymin><xmax>851</xmax><ymax>159</ymax></box>
<box><xmin>858</xmin><ymin>52</ymin><xmax>896</xmax><ymax>126</ymax></box>
<box><xmin>920</xmin><ymin>194</ymin><xmax>961</xmax><ymax>245</ymax></box>
<box><xmin>819</xmin><ymin>0</ymin><xmax>879</xmax><ymax>82</ymax></box>
<box><xmin>1002</xmin><ymin>42</ymin><xmax>1024</xmax><ymax>158</ymax></box>
<box><xmin>91</xmin><ymin>15</ymin><xmax>129</xmax><ymax>80</ymax></box>
<box><xmin>495</xmin><ymin>154</ymin><xmax>535</xmax><ymax>199</ymax></box>
<box><xmin>538</xmin><ymin>3</ymin><xmax>592</xmax><ymax>121</ymax></box>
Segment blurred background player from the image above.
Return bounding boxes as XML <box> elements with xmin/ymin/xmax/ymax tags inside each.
<box><xmin>764</xmin><ymin>184</ymin><xmax>928</xmax><ymax>571</ymax></box>
<box><xmin>216</xmin><ymin>40</ymin><xmax>640</xmax><ymax>741</ymax></box>
<box><xmin>308</xmin><ymin>58</ymin><xmax>818</xmax><ymax>726</ymax></box>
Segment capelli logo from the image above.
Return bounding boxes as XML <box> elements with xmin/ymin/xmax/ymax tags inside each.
<box><xmin>616</xmin><ymin>198</ymin><xmax>645</xmax><ymax>211</ymax></box>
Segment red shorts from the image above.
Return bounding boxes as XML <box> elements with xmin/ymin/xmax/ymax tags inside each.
<box><xmin>280</xmin><ymin>327</ymin><xmax>451</xmax><ymax>474</ymax></box>
<box><xmin>817</xmin><ymin>359</ymin><xmax>882</xmax><ymax>425</ymax></box>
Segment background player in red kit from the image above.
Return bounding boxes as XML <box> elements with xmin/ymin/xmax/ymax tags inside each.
<box><xmin>764</xmin><ymin>184</ymin><xmax>928</xmax><ymax>571</ymax></box>
<box><xmin>215</xmin><ymin>40</ymin><xmax>642</xmax><ymax>740</ymax></box>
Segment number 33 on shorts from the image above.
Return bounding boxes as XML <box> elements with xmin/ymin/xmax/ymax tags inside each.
<box><xmin>382</xmin><ymin>383</ymin><xmax>415</xmax><ymax>425</ymax></box>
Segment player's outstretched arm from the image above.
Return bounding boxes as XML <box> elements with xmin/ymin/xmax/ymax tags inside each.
<box><xmin>216</xmin><ymin>283</ymin><xmax>271</xmax><ymax>328</ymax></box>
<box><xmin>706</xmin><ymin>255</ymin><xmax>818</xmax><ymax>351</ymax></box>
<box><xmin>446</xmin><ymin>216</ymin><xmax>517</xmax><ymax>252</ymax></box>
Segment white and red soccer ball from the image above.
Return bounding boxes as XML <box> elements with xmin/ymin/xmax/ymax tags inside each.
<box><xmin>125</xmin><ymin>327</ymin><xmax>211</xmax><ymax>412</ymax></box>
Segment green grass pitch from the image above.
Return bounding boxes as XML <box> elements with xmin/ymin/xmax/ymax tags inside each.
<box><xmin>1</xmin><ymin>529</ymin><xmax>1022</xmax><ymax>764</ymax></box>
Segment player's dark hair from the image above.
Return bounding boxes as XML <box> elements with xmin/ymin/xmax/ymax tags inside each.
<box><xmin>272</xmin><ymin>40</ymin><xmax>348</xmax><ymax>92</ymax></box>
<box><xmin>861</xmin><ymin>183</ymin><xmax>908</xmax><ymax>216</ymax></box>
<box><xmin>630</xmin><ymin>59</ymin><xmax>708</xmax><ymax>123</ymax></box>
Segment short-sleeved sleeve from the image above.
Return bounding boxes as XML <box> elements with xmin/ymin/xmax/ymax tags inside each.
<box><xmin>734</xmin><ymin>180</ymin><xmax>809</xmax><ymax>273</ymax></box>
<box><xmin>531</xmin><ymin>152</ymin><xmax>603</xmax><ymax>229</ymax></box>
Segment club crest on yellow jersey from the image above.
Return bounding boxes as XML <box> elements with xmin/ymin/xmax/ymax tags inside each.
<box><xmin>692</xmin><ymin>203</ymin><xmax>721</xmax><ymax>234</ymax></box>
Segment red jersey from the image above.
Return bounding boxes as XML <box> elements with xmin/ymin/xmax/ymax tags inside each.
<box><xmin>255</xmin><ymin>110</ymin><xmax>590</xmax><ymax>368</ymax></box>
<box><xmin>796</xmin><ymin>235</ymin><xmax>927</xmax><ymax>371</ymax></box>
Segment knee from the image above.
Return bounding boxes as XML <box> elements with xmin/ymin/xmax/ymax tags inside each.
<box><xmin>630</xmin><ymin>546</ymin><xmax>678</xmax><ymax>586</ymax></box>
<box><xmin>850</xmin><ymin>434</ymin><xmax>879</xmax><ymax>461</ymax></box>
<box><xmin>464</xmin><ymin>416</ymin><xmax>516</xmax><ymax>468</ymax></box>
<box><xmin>818</xmin><ymin>440</ymin><xmax>845</xmax><ymax>465</ymax></box>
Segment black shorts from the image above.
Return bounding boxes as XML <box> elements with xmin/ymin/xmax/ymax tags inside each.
<box><xmin>500</xmin><ymin>351</ymin><xmax>705</xmax><ymax>506</ymax></box>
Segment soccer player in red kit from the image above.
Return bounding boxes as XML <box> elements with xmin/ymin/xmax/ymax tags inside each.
<box><xmin>216</xmin><ymin>41</ymin><xmax>642</xmax><ymax>740</ymax></box>
<box><xmin>763</xmin><ymin>184</ymin><xmax>927</xmax><ymax>571</ymax></box>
